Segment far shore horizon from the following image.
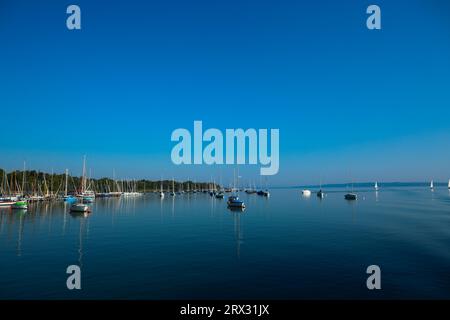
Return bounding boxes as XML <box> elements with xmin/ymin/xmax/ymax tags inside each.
<box><xmin>1</xmin><ymin>167</ymin><xmax>449</xmax><ymax>190</ymax></box>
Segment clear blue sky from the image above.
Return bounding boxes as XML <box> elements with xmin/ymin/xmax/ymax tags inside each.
<box><xmin>1</xmin><ymin>0</ymin><xmax>449</xmax><ymax>185</ymax></box>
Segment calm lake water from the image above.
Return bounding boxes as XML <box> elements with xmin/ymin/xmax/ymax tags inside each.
<box><xmin>1</xmin><ymin>187</ymin><xmax>450</xmax><ymax>299</ymax></box>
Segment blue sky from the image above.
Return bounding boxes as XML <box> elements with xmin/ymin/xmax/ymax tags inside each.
<box><xmin>1</xmin><ymin>0</ymin><xmax>450</xmax><ymax>185</ymax></box>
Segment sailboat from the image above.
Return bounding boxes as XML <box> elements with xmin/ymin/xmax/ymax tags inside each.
<box><xmin>170</xmin><ymin>178</ymin><xmax>175</xmax><ymax>196</ymax></box>
<box><xmin>227</xmin><ymin>169</ymin><xmax>245</xmax><ymax>209</ymax></box>
<box><xmin>448</xmin><ymin>179</ymin><xmax>450</xmax><ymax>189</ymax></box>
<box><xmin>215</xmin><ymin>176</ymin><xmax>224</xmax><ymax>199</ymax></box>
<box><xmin>70</xmin><ymin>156</ymin><xmax>92</xmax><ymax>213</ymax></box>
<box><xmin>374</xmin><ymin>182</ymin><xmax>379</xmax><ymax>191</ymax></box>
<box><xmin>63</xmin><ymin>169</ymin><xmax>76</xmax><ymax>202</ymax></box>
<box><xmin>344</xmin><ymin>175</ymin><xmax>357</xmax><ymax>201</ymax></box>
<box><xmin>317</xmin><ymin>181</ymin><xmax>325</xmax><ymax>199</ymax></box>
<box><xmin>159</xmin><ymin>178</ymin><xmax>165</xmax><ymax>198</ymax></box>
<box><xmin>430</xmin><ymin>180</ymin><xmax>434</xmax><ymax>190</ymax></box>
<box><xmin>78</xmin><ymin>156</ymin><xmax>95</xmax><ymax>201</ymax></box>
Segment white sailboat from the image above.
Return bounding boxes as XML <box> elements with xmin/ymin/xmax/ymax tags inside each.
<box><xmin>374</xmin><ymin>182</ymin><xmax>379</xmax><ymax>191</ymax></box>
<box><xmin>430</xmin><ymin>180</ymin><xmax>434</xmax><ymax>190</ymax></box>
<box><xmin>170</xmin><ymin>178</ymin><xmax>175</xmax><ymax>196</ymax></box>
<box><xmin>159</xmin><ymin>178</ymin><xmax>165</xmax><ymax>198</ymax></box>
<box><xmin>448</xmin><ymin>179</ymin><xmax>450</xmax><ymax>189</ymax></box>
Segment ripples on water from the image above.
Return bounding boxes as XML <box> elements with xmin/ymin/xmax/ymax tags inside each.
<box><xmin>0</xmin><ymin>187</ymin><xmax>449</xmax><ymax>299</ymax></box>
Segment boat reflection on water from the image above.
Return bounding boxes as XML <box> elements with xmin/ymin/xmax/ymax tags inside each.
<box><xmin>70</xmin><ymin>211</ymin><xmax>91</xmax><ymax>218</ymax></box>
<box><xmin>232</xmin><ymin>210</ymin><xmax>244</xmax><ymax>258</ymax></box>
<box><xmin>227</xmin><ymin>205</ymin><xmax>246</xmax><ymax>212</ymax></box>
<box><xmin>68</xmin><ymin>209</ymin><xmax>90</xmax><ymax>268</ymax></box>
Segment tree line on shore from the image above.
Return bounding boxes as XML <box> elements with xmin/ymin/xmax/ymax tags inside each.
<box><xmin>0</xmin><ymin>168</ymin><xmax>218</xmax><ymax>195</ymax></box>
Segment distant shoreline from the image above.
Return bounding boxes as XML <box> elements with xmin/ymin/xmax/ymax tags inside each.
<box><xmin>277</xmin><ymin>182</ymin><xmax>449</xmax><ymax>189</ymax></box>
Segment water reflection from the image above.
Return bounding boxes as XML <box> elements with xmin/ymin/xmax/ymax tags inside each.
<box><xmin>16</xmin><ymin>210</ymin><xmax>26</xmax><ymax>257</ymax></box>
<box><xmin>2</xmin><ymin>188</ymin><xmax>450</xmax><ymax>299</ymax></box>
<box><xmin>232</xmin><ymin>211</ymin><xmax>244</xmax><ymax>258</ymax></box>
<box><xmin>69</xmin><ymin>212</ymin><xmax>90</xmax><ymax>268</ymax></box>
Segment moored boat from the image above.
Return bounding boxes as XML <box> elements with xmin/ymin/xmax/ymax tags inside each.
<box><xmin>215</xmin><ymin>191</ymin><xmax>224</xmax><ymax>199</ymax></box>
<box><xmin>302</xmin><ymin>189</ymin><xmax>311</xmax><ymax>196</ymax></box>
<box><xmin>11</xmin><ymin>200</ymin><xmax>28</xmax><ymax>210</ymax></box>
<box><xmin>344</xmin><ymin>193</ymin><xmax>357</xmax><ymax>200</ymax></box>
<box><xmin>0</xmin><ymin>201</ymin><xmax>15</xmax><ymax>208</ymax></box>
<box><xmin>317</xmin><ymin>189</ymin><xmax>325</xmax><ymax>199</ymax></box>
<box><xmin>227</xmin><ymin>195</ymin><xmax>246</xmax><ymax>209</ymax></box>
<box><xmin>82</xmin><ymin>196</ymin><xmax>94</xmax><ymax>203</ymax></box>
<box><xmin>70</xmin><ymin>203</ymin><xmax>91</xmax><ymax>213</ymax></box>
<box><xmin>64</xmin><ymin>195</ymin><xmax>77</xmax><ymax>202</ymax></box>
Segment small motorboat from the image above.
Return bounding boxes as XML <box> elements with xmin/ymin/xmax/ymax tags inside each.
<box><xmin>11</xmin><ymin>200</ymin><xmax>28</xmax><ymax>210</ymax></box>
<box><xmin>227</xmin><ymin>196</ymin><xmax>246</xmax><ymax>209</ymax></box>
<box><xmin>215</xmin><ymin>192</ymin><xmax>224</xmax><ymax>199</ymax></box>
<box><xmin>70</xmin><ymin>203</ymin><xmax>91</xmax><ymax>213</ymax></box>
<box><xmin>302</xmin><ymin>190</ymin><xmax>312</xmax><ymax>196</ymax></box>
<box><xmin>344</xmin><ymin>193</ymin><xmax>357</xmax><ymax>200</ymax></box>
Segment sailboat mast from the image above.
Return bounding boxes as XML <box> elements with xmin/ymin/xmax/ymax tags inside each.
<box><xmin>81</xmin><ymin>155</ymin><xmax>87</xmax><ymax>193</ymax></box>
<box><xmin>65</xmin><ymin>169</ymin><xmax>69</xmax><ymax>197</ymax></box>
<box><xmin>22</xmin><ymin>161</ymin><xmax>26</xmax><ymax>195</ymax></box>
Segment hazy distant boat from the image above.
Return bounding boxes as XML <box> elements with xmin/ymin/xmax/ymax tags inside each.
<box><xmin>448</xmin><ymin>179</ymin><xmax>450</xmax><ymax>189</ymax></box>
<box><xmin>159</xmin><ymin>179</ymin><xmax>165</xmax><ymax>198</ymax></box>
<box><xmin>317</xmin><ymin>189</ymin><xmax>325</xmax><ymax>199</ymax></box>
<box><xmin>344</xmin><ymin>174</ymin><xmax>357</xmax><ymax>201</ymax></box>
<box><xmin>430</xmin><ymin>180</ymin><xmax>434</xmax><ymax>190</ymax></box>
<box><xmin>374</xmin><ymin>182</ymin><xmax>379</xmax><ymax>191</ymax></box>
<box><xmin>170</xmin><ymin>178</ymin><xmax>175</xmax><ymax>196</ymax></box>
<box><xmin>28</xmin><ymin>195</ymin><xmax>44</xmax><ymax>202</ymax></box>
<box><xmin>302</xmin><ymin>190</ymin><xmax>311</xmax><ymax>197</ymax></box>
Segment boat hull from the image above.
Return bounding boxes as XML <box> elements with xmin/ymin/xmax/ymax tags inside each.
<box><xmin>344</xmin><ymin>193</ymin><xmax>357</xmax><ymax>200</ymax></box>
<box><xmin>302</xmin><ymin>190</ymin><xmax>311</xmax><ymax>196</ymax></box>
